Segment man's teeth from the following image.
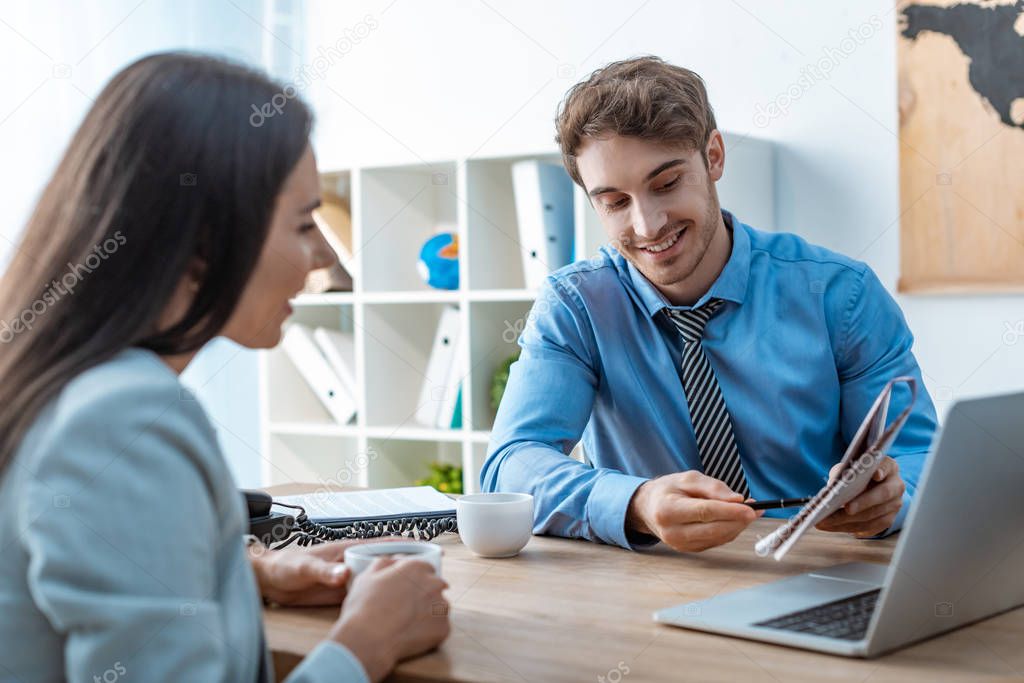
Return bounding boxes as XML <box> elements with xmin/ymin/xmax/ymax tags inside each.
<box><xmin>643</xmin><ymin>229</ymin><xmax>683</xmax><ymax>253</ymax></box>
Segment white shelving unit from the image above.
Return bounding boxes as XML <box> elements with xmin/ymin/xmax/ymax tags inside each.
<box><xmin>259</xmin><ymin>136</ymin><xmax>774</xmax><ymax>493</ymax></box>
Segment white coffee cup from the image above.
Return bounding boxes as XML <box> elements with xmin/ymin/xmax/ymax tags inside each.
<box><xmin>342</xmin><ymin>541</ymin><xmax>442</xmax><ymax>587</ymax></box>
<box><xmin>456</xmin><ymin>492</ymin><xmax>534</xmax><ymax>558</ymax></box>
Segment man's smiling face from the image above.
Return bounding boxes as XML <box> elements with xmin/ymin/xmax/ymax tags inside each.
<box><xmin>576</xmin><ymin>132</ymin><xmax>726</xmax><ymax>294</ymax></box>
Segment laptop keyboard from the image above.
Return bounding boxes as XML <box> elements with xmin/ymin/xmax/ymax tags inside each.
<box><xmin>754</xmin><ymin>589</ymin><xmax>881</xmax><ymax>641</ymax></box>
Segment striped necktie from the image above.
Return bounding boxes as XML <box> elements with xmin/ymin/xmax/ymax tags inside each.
<box><xmin>665</xmin><ymin>299</ymin><xmax>749</xmax><ymax>498</ymax></box>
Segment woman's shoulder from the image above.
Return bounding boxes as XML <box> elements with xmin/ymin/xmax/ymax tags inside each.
<box><xmin>58</xmin><ymin>347</ymin><xmax>211</xmax><ymax>428</ymax></box>
<box><xmin>59</xmin><ymin>346</ymin><xmax>190</xmax><ymax>407</ymax></box>
<box><xmin>20</xmin><ymin>347</ymin><xmax>222</xmax><ymax>477</ymax></box>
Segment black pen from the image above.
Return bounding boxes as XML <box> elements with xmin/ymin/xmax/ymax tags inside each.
<box><xmin>744</xmin><ymin>497</ymin><xmax>813</xmax><ymax>511</ymax></box>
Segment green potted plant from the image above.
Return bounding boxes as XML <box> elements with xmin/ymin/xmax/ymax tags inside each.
<box><xmin>415</xmin><ymin>461</ymin><xmax>463</xmax><ymax>495</ymax></box>
<box><xmin>490</xmin><ymin>350</ymin><xmax>520</xmax><ymax>413</ymax></box>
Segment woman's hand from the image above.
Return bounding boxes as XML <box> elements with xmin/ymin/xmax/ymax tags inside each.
<box><xmin>328</xmin><ymin>557</ymin><xmax>451</xmax><ymax>683</ymax></box>
<box><xmin>249</xmin><ymin>540</ymin><xmax>365</xmax><ymax>606</ymax></box>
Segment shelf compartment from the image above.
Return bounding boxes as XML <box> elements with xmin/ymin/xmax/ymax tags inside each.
<box><xmin>358</xmin><ymin>162</ymin><xmax>458</xmax><ymax>293</ymax></box>
<box><xmin>365</xmin><ymin>438</ymin><xmax>463</xmax><ymax>489</ymax></box>
<box><xmin>263</xmin><ymin>433</ymin><xmax>367</xmax><ymax>487</ymax></box>
<box><xmin>464</xmin><ymin>154</ymin><xmax>577</xmax><ymax>291</ymax></box>
<box><xmin>315</xmin><ymin>170</ymin><xmax>357</xmax><ymax>285</ymax></box>
<box><xmin>268</xmin><ymin>305</ymin><xmax>358</xmax><ymax>424</ymax></box>
<box><xmin>467</xmin><ymin>300</ymin><xmax>531</xmax><ymax>432</ymax></box>
<box><xmin>362</xmin><ymin>302</ymin><xmax>464</xmax><ymax>429</ymax></box>
<box><xmin>464</xmin><ymin>157</ymin><xmax>535</xmax><ymax>290</ymax></box>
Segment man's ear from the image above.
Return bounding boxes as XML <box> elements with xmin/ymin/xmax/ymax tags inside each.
<box><xmin>705</xmin><ymin>130</ymin><xmax>725</xmax><ymax>183</ymax></box>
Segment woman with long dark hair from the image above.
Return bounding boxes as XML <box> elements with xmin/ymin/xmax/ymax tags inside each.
<box><xmin>0</xmin><ymin>53</ymin><xmax>449</xmax><ymax>682</ymax></box>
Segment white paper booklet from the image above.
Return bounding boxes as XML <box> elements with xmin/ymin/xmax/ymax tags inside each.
<box><xmin>274</xmin><ymin>486</ymin><xmax>456</xmax><ymax>524</ymax></box>
<box><xmin>754</xmin><ymin>376</ymin><xmax>918</xmax><ymax>561</ymax></box>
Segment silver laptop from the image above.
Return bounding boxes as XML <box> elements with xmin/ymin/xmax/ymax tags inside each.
<box><xmin>655</xmin><ymin>391</ymin><xmax>1024</xmax><ymax>657</ymax></box>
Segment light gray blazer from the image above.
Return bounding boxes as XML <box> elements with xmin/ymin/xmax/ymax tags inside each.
<box><xmin>0</xmin><ymin>348</ymin><xmax>368</xmax><ymax>683</ymax></box>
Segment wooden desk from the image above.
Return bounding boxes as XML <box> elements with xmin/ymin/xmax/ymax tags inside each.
<box><xmin>264</xmin><ymin>489</ymin><xmax>1024</xmax><ymax>682</ymax></box>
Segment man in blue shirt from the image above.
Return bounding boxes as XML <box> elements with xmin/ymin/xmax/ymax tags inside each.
<box><xmin>482</xmin><ymin>56</ymin><xmax>937</xmax><ymax>553</ymax></box>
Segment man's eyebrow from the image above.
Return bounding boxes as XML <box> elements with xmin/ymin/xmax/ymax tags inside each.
<box><xmin>588</xmin><ymin>185</ymin><xmax>617</xmax><ymax>198</ymax></box>
<box><xmin>587</xmin><ymin>158</ymin><xmax>688</xmax><ymax>198</ymax></box>
<box><xmin>644</xmin><ymin>158</ymin><xmax>687</xmax><ymax>181</ymax></box>
<box><xmin>298</xmin><ymin>198</ymin><xmax>322</xmax><ymax>214</ymax></box>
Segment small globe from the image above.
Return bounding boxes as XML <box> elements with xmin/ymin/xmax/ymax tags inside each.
<box><xmin>417</xmin><ymin>232</ymin><xmax>459</xmax><ymax>290</ymax></box>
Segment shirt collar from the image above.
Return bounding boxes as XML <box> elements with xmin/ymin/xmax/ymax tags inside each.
<box><xmin>625</xmin><ymin>209</ymin><xmax>751</xmax><ymax>316</ymax></box>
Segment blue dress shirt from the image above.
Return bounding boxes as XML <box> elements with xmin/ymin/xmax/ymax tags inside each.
<box><xmin>482</xmin><ymin>211</ymin><xmax>938</xmax><ymax>550</ymax></box>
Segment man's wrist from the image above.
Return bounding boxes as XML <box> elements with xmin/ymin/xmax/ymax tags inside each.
<box><xmin>626</xmin><ymin>481</ymin><xmax>653</xmax><ymax>536</ymax></box>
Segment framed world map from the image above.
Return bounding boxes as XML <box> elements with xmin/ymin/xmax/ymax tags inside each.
<box><xmin>897</xmin><ymin>0</ymin><xmax>1024</xmax><ymax>292</ymax></box>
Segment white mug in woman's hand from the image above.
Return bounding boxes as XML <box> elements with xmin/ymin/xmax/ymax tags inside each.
<box><xmin>342</xmin><ymin>541</ymin><xmax>443</xmax><ymax>587</ymax></box>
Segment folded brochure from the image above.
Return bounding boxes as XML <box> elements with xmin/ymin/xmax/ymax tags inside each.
<box><xmin>754</xmin><ymin>376</ymin><xmax>917</xmax><ymax>561</ymax></box>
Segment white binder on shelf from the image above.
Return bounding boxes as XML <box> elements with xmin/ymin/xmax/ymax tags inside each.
<box><xmin>415</xmin><ymin>306</ymin><xmax>462</xmax><ymax>428</ymax></box>
<box><xmin>281</xmin><ymin>323</ymin><xmax>357</xmax><ymax>425</ymax></box>
<box><xmin>511</xmin><ymin>160</ymin><xmax>575</xmax><ymax>289</ymax></box>
<box><xmin>313</xmin><ymin>327</ymin><xmax>358</xmax><ymax>401</ymax></box>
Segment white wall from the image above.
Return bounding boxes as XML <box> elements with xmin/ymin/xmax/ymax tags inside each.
<box><xmin>302</xmin><ymin>0</ymin><xmax>1024</xmax><ymax>421</ymax></box>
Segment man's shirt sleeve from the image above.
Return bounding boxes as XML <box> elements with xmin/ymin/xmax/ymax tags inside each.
<box><xmin>834</xmin><ymin>266</ymin><xmax>939</xmax><ymax>534</ymax></box>
<box><xmin>480</xmin><ymin>277</ymin><xmax>655</xmax><ymax>550</ymax></box>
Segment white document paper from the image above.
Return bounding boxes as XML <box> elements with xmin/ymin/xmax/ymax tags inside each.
<box><xmin>274</xmin><ymin>486</ymin><xmax>456</xmax><ymax>523</ymax></box>
<box><xmin>754</xmin><ymin>376</ymin><xmax>918</xmax><ymax>561</ymax></box>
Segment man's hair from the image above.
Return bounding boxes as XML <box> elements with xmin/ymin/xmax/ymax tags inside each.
<box><xmin>555</xmin><ymin>56</ymin><xmax>717</xmax><ymax>187</ymax></box>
